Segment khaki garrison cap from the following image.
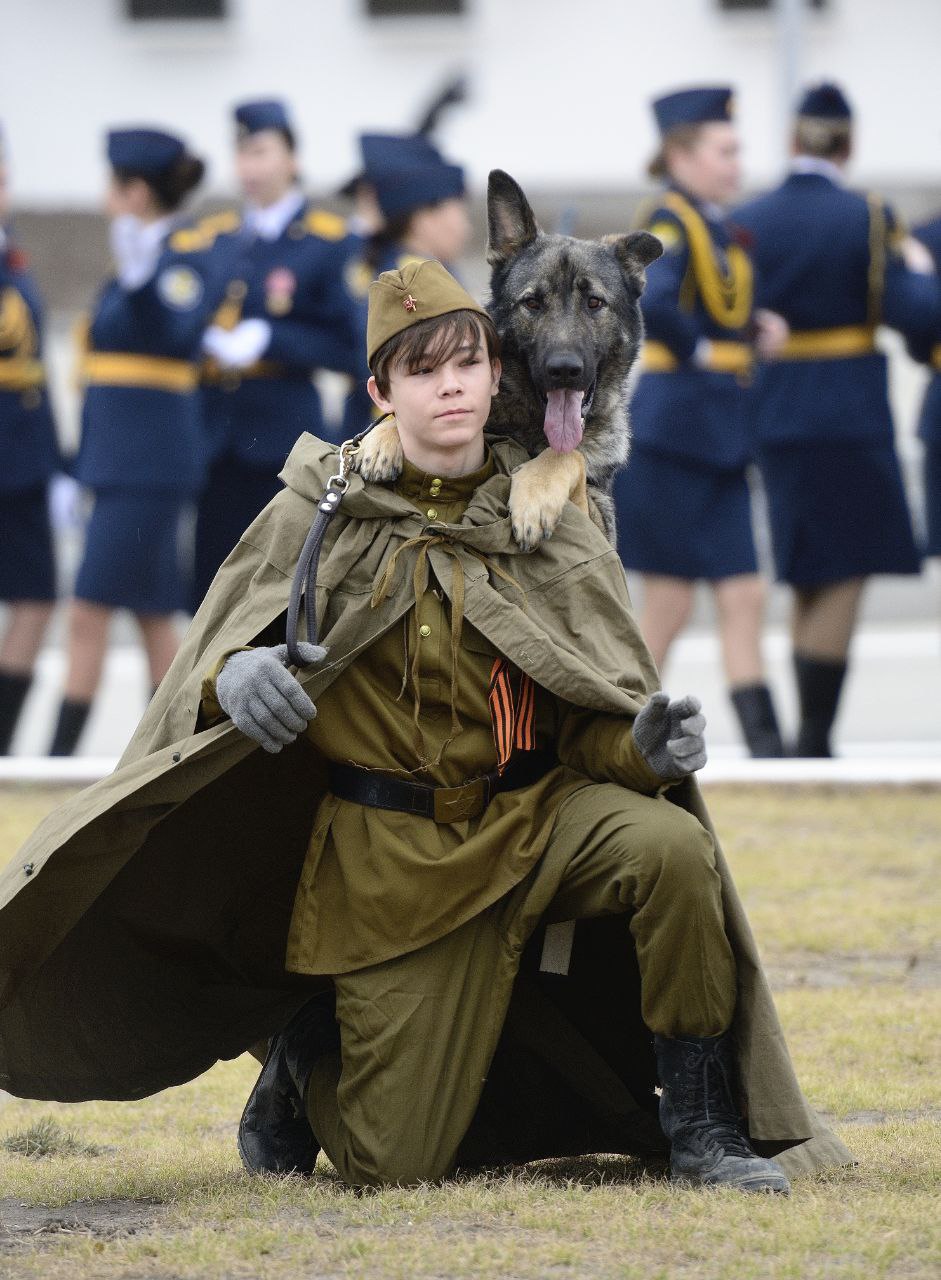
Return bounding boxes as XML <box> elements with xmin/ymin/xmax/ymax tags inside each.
<box><xmin>366</xmin><ymin>259</ymin><xmax>489</xmax><ymax>369</ymax></box>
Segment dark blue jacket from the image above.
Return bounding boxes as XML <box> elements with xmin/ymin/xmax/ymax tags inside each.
<box><xmin>910</xmin><ymin>216</ymin><xmax>941</xmax><ymax>446</ymax></box>
<box><xmin>199</xmin><ymin>201</ymin><xmax>367</xmax><ymax>468</ymax></box>
<box><xmin>75</xmin><ymin>227</ymin><xmax>235</xmax><ymax>494</ymax></box>
<box><xmin>632</xmin><ymin>188</ymin><xmax>755</xmax><ymax>470</ymax></box>
<box><xmin>735</xmin><ymin>172</ymin><xmax>941</xmax><ymax>448</ymax></box>
<box><xmin>0</xmin><ymin>237</ymin><xmax>60</xmax><ymax>492</ymax></box>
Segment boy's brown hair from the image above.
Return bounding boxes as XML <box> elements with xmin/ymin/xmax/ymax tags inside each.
<box><xmin>371</xmin><ymin>308</ymin><xmax>501</xmax><ymax>398</ymax></box>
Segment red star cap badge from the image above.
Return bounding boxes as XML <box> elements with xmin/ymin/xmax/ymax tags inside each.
<box><xmin>402</xmin><ymin>294</ymin><xmax>417</xmax><ymax>312</ymax></box>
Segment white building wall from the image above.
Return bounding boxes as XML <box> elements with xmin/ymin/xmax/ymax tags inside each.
<box><xmin>2</xmin><ymin>0</ymin><xmax>940</xmax><ymax>206</ymax></box>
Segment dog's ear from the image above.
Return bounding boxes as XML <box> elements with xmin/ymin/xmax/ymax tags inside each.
<box><xmin>487</xmin><ymin>170</ymin><xmax>539</xmax><ymax>266</ymax></box>
<box><xmin>604</xmin><ymin>231</ymin><xmax>664</xmax><ymax>289</ymax></box>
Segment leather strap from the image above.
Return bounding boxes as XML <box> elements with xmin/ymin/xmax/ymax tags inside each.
<box><xmin>285</xmin><ymin>415</ymin><xmax>388</xmax><ymax>665</ymax></box>
<box><xmin>326</xmin><ymin>749</ymin><xmax>556</xmax><ymax>824</ymax></box>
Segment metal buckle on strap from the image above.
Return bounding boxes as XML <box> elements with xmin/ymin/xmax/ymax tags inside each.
<box><xmin>432</xmin><ymin>777</ymin><xmax>489</xmax><ymax>823</ymax></box>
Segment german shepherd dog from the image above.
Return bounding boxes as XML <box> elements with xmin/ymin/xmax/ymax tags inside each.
<box><xmin>355</xmin><ymin>169</ymin><xmax>662</xmax><ymax>550</ymax></box>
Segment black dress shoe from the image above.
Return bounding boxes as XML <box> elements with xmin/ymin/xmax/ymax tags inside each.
<box><xmin>237</xmin><ymin>992</ymin><xmax>339</xmax><ymax>1177</ymax></box>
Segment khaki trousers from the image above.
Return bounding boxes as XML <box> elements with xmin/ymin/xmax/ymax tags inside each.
<box><xmin>307</xmin><ymin>781</ymin><xmax>736</xmax><ymax>1187</ymax></box>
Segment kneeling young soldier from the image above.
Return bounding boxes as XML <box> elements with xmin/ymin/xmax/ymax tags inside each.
<box><xmin>209</xmin><ymin>261</ymin><xmax>790</xmax><ymax>1193</ymax></box>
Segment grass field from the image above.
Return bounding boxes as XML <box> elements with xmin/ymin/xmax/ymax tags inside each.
<box><xmin>0</xmin><ymin>784</ymin><xmax>938</xmax><ymax>1279</ymax></box>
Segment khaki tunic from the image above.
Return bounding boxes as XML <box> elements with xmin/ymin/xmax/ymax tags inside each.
<box><xmin>283</xmin><ymin>450</ymin><xmax>664</xmax><ymax>975</ymax></box>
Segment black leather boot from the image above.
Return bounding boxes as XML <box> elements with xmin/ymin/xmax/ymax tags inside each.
<box><xmin>0</xmin><ymin>671</ymin><xmax>32</xmax><ymax>754</ymax></box>
<box><xmin>48</xmin><ymin>698</ymin><xmax>92</xmax><ymax>756</ymax></box>
<box><xmin>729</xmin><ymin>683</ymin><xmax>786</xmax><ymax>758</ymax></box>
<box><xmin>654</xmin><ymin>1032</ymin><xmax>790</xmax><ymax>1194</ymax></box>
<box><xmin>793</xmin><ymin>653</ymin><xmax>847</xmax><ymax>758</ymax></box>
<box><xmin>237</xmin><ymin>991</ymin><xmax>339</xmax><ymax>1177</ymax></box>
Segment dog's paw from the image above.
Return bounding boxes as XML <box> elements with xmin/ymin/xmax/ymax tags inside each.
<box><xmin>353</xmin><ymin>418</ymin><xmax>404</xmax><ymax>483</ymax></box>
<box><xmin>509</xmin><ymin>461</ymin><xmax>569</xmax><ymax>551</ymax></box>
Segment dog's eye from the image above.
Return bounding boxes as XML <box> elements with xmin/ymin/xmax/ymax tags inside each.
<box><xmin>523</xmin><ymin>297</ymin><xmax>542</xmax><ymax>312</ymax></box>
<box><xmin>587</xmin><ymin>296</ymin><xmax>605</xmax><ymax>311</ymax></box>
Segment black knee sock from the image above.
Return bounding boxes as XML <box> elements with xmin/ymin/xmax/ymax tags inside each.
<box><xmin>48</xmin><ymin>698</ymin><xmax>93</xmax><ymax>757</ymax></box>
<box><xmin>0</xmin><ymin>671</ymin><xmax>33</xmax><ymax>754</ymax></box>
<box><xmin>793</xmin><ymin>653</ymin><xmax>847</xmax><ymax>758</ymax></box>
<box><xmin>729</xmin><ymin>682</ymin><xmax>785</xmax><ymax>758</ymax></box>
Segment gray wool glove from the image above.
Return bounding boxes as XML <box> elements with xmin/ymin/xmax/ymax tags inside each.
<box><xmin>215</xmin><ymin>642</ymin><xmax>326</xmax><ymax>754</ymax></box>
<box><xmin>632</xmin><ymin>692</ymin><xmax>707</xmax><ymax>780</ymax></box>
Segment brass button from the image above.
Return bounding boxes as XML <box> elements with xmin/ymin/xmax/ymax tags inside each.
<box><xmin>429</xmin><ymin>479</ymin><xmax>442</xmax><ymax>496</ymax></box>
<box><xmin>426</xmin><ymin>507</ymin><xmax>438</xmax><ymax>520</ymax></box>
<box><xmin>419</xmin><ymin>624</ymin><xmax>432</xmax><ymax>638</ymax></box>
<box><xmin>227</xmin><ymin>280</ymin><xmax>248</xmax><ymax>301</ymax></box>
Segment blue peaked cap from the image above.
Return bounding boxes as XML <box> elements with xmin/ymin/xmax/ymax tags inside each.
<box><xmin>371</xmin><ymin>160</ymin><xmax>465</xmax><ymax>220</ymax></box>
<box><xmin>107</xmin><ymin>128</ymin><xmax>185</xmax><ymax>173</ymax></box>
<box><xmin>357</xmin><ymin>132</ymin><xmax>465</xmax><ymax>219</ymax></box>
<box><xmin>359</xmin><ymin>132</ymin><xmax>444</xmax><ymax>177</ymax></box>
<box><xmin>797</xmin><ymin>83</ymin><xmax>852</xmax><ymax>120</ymax></box>
<box><xmin>234</xmin><ymin>99</ymin><xmax>293</xmax><ymax>137</ymax></box>
<box><xmin>652</xmin><ymin>86</ymin><xmax>734</xmax><ymax>135</ymax></box>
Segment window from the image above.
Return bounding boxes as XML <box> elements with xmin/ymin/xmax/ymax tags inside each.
<box><xmin>718</xmin><ymin>1</ymin><xmax>826</xmax><ymax>9</ymax></box>
<box><xmin>366</xmin><ymin>0</ymin><xmax>465</xmax><ymax>16</ymax></box>
<box><xmin>126</xmin><ymin>0</ymin><xmax>227</xmax><ymax>19</ymax></box>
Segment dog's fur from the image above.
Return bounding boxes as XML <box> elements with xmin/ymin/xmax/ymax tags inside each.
<box><xmin>355</xmin><ymin>169</ymin><xmax>662</xmax><ymax>550</ymax></box>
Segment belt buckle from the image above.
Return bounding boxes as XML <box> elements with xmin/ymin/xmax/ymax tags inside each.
<box><xmin>433</xmin><ymin>778</ymin><xmax>486</xmax><ymax>823</ymax></box>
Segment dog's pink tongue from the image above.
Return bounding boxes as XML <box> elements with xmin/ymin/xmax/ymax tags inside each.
<box><xmin>544</xmin><ymin>389</ymin><xmax>585</xmax><ymax>453</ymax></box>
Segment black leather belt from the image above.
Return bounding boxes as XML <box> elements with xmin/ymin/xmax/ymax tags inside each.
<box><xmin>326</xmin><ymin>750</ymin><xmax>556</xmax><ymax>823</ymax></box>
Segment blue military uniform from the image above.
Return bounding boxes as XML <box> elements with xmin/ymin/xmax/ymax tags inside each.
<box><xmin>339</xmin><ymin>133</ymin><xmax>467</xmax><ymax>437</ymax></box>
<box><xmin>192</xmin><ymin>100</ymin><xmax>366</xmax><ymax>608</ymax></box>
<box><xmin>734</xmin><ymin>86</ymin><xmax>930</xmax><ymax>587</ymax></box>
<box><xmin>73</xmin><ymin>130</ymin><xmax>231</xmax><ymax>617</ymax></box>
<box><xmin>614</xmin><ymin>88</ymin><xmax>758</xmax><ymax>581</ymax></box>
<box><xmin>909</xmin><ymin>216</ymin><xmax>941</xmax><ymax>556</ymax></box>
<box><xmin>0</xmin><ymin>227</ymin><xmax>59</xmax><ymax>606</ymax></box>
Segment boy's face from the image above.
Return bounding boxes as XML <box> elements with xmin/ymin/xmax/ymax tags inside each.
<box><xmin>367</xmin><ymin>325</ymin><xmax>501</xmax><ymax>462</ymax></box>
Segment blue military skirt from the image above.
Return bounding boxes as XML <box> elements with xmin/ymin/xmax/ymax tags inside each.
<box><xmin>0</xmin><ymin>485</ymin><xmax>56</xmax><ymax>603</ymax></box>
<box><xmin>924</xmin><ymin>442</ymin><xmax>941</xmax><ymax>558</ymax></box>
<box><xmin>74</xmin><ymin>489</ymin><xmax>188</xmax><ymax>614</ymax></box>
<box><xmin>758</xmin><ymin>441</ymin><xmax>921</xmax><ymax>586</ymax></box>
<box><xmin>614</xmin><ymin>444</ymin><xmax>758</xmax><ymax>580</ymax></box>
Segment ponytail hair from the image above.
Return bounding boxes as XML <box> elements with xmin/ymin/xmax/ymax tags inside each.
<box><xmin>113</xmin><ymin>151</ymin><xmax>206</xmax><ymax>213</ymax></box>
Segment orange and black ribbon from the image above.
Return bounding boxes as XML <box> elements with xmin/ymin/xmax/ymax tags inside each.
<box><xmin>489</xmin><ymin>658</ymin><xmax>537</xmax><ymax>775</ymax></box>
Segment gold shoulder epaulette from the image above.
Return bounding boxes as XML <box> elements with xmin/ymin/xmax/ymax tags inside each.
<box><xmin>304</xmin><ymin>209</ymin><xmax>347</xmax><ymax>241</ymax></box>
<box><xmin>169</xmin><ymin>209</ymin><xmax>241</xmax><ymax>253</ymax></box>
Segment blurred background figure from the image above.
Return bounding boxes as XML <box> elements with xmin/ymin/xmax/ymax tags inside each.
<box><xmin>908</xmin><ymin>213</ymin><xmax>941</xmax><ymax>572</ymax></box>
<box><xmin>339</xmin><ymin>127</ymin><xmax>471</xmax><ymax>436</ymax></box>
<box><xmin>613</xmin><ymin>87</ymin><xmax>789</xmax><ymax>758</ymax></box>
<box><xmin>192</xmin><ymin>99</ymin><xmax>365</xmax><ymax>608</ymax></box>
<box><xmin>735</xmin><ymin>84</ymin><xmax>939</xmax><ymax>757</ymax></box>
<box><xmin>0</xmin><ymin>124</ymin><xmax>61</xmax><ymax>754</ymax></box>
<box><xmin>48</xmin><ymin>127</ymin><xmax>213</xmax><ymax>756</ymax></box>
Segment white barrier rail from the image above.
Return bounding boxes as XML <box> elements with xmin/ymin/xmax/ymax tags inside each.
<box><xmin>0</xmin><ymin>756</ymin><xmax>939</xmax><ymax>787</ymax></box>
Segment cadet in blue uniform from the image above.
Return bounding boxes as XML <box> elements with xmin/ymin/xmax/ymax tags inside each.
<box><xmin>340</xmin><ymin>132</ymin><xmax>471</xmax><ymax>436</ymax></box>
<box><xmin>192</xmin><ymin>99</ymin><xmax>365</xmax><ymax>608</ymax></box>
<box><xmin>908</xmin><ymin>215</ymin><xmax>941</xmax><ymax>560</ymax></box>
<box><xmin>614</xmin><ymin>87</ymin><xmax>789</xmax><ymax>757</ymax></box>
<box><xmin>0</xmin><ymin>124</ymin><xmax>61</xmax><ymax>753</ymax></box>
<box><xmin>48</xmin><ymin>128</ymin><xmax>221</xmax><ymax>756</ymax></box>
<box><xmin>735</xmin><ymin>84</ymin><xmax>936</xmax><ymax>756</ymax></box>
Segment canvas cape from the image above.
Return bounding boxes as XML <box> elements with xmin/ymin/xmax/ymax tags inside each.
<box><xmin>0</xmin><ymin>432</ymin><xmax>852</xmax><ymax>1177</ymax></box>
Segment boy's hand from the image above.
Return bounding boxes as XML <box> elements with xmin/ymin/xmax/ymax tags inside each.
<box><xmin>632</xmin><ymin>692</ymin><xmax>707</xmax><ymax>780</ymax></box>
<box><xmin>216</xmin><ymin>643</ymin><xmax>326</xmax><ymax>753</ymax></box>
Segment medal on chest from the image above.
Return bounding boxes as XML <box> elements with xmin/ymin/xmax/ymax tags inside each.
<box><xmin>264</xmin><ymin>267</ymin><xmax>297</xmax><ymax>316</ymax></box>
